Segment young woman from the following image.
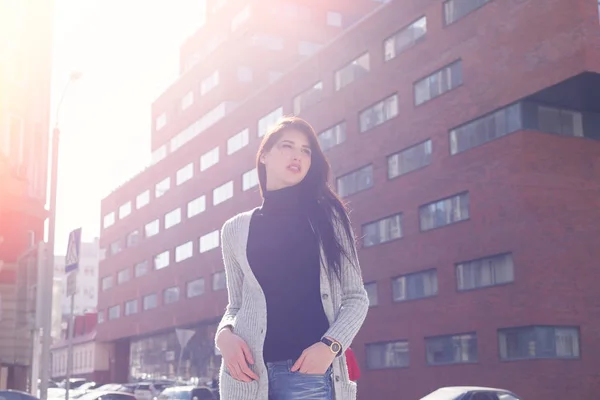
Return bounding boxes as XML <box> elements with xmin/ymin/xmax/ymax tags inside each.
<box><xmin>215</xmin><ymin>116</ymin><xmax>369</xmax><ymax>400</ymax></box>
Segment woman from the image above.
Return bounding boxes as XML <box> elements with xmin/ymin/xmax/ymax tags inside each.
<box><xmin>215</xmin><ymin>116</ymin><xmax>369</xmax><ymax>400</ymax></box>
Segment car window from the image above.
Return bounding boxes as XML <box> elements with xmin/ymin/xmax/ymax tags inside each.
<box><xmin>470</xmin><ymin>393</ymin><xmax>499</xmax><ymax>400</ymax></box>
<box><xmin>497</xmin><ymin>394</ymin><xmax>520</xmax><ymax>400</ymax></box>
<box><xmin>191</xmin><ymin>388</ymin><xmax>214</xmax><ymax>400</ymax></box>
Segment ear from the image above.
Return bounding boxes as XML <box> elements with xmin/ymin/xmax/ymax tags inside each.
<box><xmin>259</xmin><ymin>152</ymin><xmax>267</xmax><ymax>164</ymax></box>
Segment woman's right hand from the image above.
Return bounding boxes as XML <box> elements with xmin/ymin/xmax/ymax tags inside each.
<box><xmin>216</xmin><ymin>327</ymin><xmax>259</xmax><ymax>382</ymax></box>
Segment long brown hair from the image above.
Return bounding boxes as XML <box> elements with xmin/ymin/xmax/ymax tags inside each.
<box><xmin>256</xmin><ymin>116</ymin><xmax>357</xmax><ymax>279</ymax></box>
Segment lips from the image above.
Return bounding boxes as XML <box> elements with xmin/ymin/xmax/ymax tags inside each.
<box><xmin>287</xmin><ymin>163</ymin><xmax>301</xmax><ymax>173</ymax></box>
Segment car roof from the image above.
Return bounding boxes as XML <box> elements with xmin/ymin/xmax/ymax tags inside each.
<box><xmin>447</xmin><ymin>386</ymin><xmax>512</xmax><ymax>392</ymax></box>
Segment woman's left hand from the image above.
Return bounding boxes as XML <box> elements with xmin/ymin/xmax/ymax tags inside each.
<box><xmin>291</xmin><ymin>340</ymin><xmax>336</xmax><ymax>374</ymax></box>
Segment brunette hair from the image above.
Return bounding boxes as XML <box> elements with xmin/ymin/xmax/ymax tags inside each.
<box><xmin>256</xmin><ymin>116</ymin><xmax>357</xmax><ymax>278</ymax></box>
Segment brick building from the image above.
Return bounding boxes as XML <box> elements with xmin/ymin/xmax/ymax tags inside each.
<box><xmin>97</xmin><ymin>1</ymin><xmax>600</xmax><ymax>398</ymax></box>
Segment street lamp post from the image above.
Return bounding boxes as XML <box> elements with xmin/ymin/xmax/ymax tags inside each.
<box><xmin>38</xmin><ymin>71</ymin><xmax>82</xmax><ymax>400</ymax></box>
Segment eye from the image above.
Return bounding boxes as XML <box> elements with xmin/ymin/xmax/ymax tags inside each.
<box><xmin>302</xmin><ymin>148</ymin><xmax>312</xmax><ymax>155</ymax></box>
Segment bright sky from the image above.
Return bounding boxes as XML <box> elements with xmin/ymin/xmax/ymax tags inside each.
<box><xmin>51</xmin><ymin>0</ymin><xmax>206</xmax><ymax>254</ymax></box>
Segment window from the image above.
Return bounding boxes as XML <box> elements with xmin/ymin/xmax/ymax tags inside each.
<box><xmin>154</xmin><ymin>250</ymin><xmax>170</xmax><ymax>270</ymax></box>
<box><xmin>293</xmin><ymin>82</ymin><xmax>323</xmax><ymax>114</ymax></box>
<box><xmin>252</xmin><ymin>34</ymin><xmax>284</xmax><ymax>51</ymax></box>
<box><xmin>237</xmin><ymin>66</ymin><xmax>253</xmax><ymax>82</ymax></box>
<box><xmin>258</xmin><ymin>107</ymin><xmax>283</xmax><ymax>137</ymax></box>
<box><xmin>143</xmin><ymin>294</ymin><xmax>157</xmax><ymax>310</ymax></box>
<box><xmin>498</xmin><ymin>326</ymin><xmax>580</xmax><ymax>360</ymax></box>
<box><xmin>335</xmin><ymin>53</ymin><xmax>370</xmax><ymax>91</ymax></box>
<box><xmin>101</xmin><ymin>276</ymin><xmax>113</xmax><ymax>291</ymax></box>
<box><xmin>200</xmin><ymin>147</ymin><xmax>220</xmax><ymax>171</ymax></box>
<box><xmin>97</xmin><ymin>312</ymin><xmax>104</xmax><ymax>324</ymax></box>
<box><xmin>327</xmin><ymin>11</ymin><xmax>342</xmax><ymax>27</ymax></box>
<box><xmin>144</xmin><ymin>219</ymin><xmax>160</xmax><ymax>238</ymax></box>
<box><xmin>450</xmin><ymin>103</ymin><xmax>522</xmax><ymax>155</ymax></box>
<box><xmin>231</xmin><ymin>5</ymin><xmax>251</xmax><ymax>31</ymax></box>
<box><xmin>384</xmin><ymin>16</ymin><xmax>427</xmax><ymax>61</ymax></box>
<box><xmin>117</xmin><ymin>269</ymin><xmax>130</xmax><ymax>284</ymax></box>
<box><xmin>420</xmin><ymin>192</ymin><xmax>469</xmax><ymax>231</ymax></box>
<box><xmin>213</xmin><ymin>181</ymin><xmax>234</xmax><ymax>205</ymax></box>
<box><xmin>415</xmin><ymin>60</ymin><xmax>462</xmax><ymax>105</ymax></box>
<box><xmin>365</xmin><ymin>282</ymin><xmax>378</xmax><ymax>307</ymax></box>
<box><xmin>366</xmin><ymin>341</ymin><xmax>409</xmax><ymax>369</ymax></box>
<box><xmin>170</xmin><ymin>102</ymin><xmax>231</xmax><ymax>153</ymax></box>
<box><xmin>388</xmin><ymin>139</ymin><xmax>432</xmax><ymax>179</ymax></box>
<box><xmin>151</xmin><ymin>145</ymin><xmax>167</xmax><ymax>165</ymax></box>
<box><xmin>444</xmin><ymin>0</ymin><xmax>491</xmax><ymax>25</ymax></box>
<box><xmin>176</xmin><ymin>163</ymin><xmax>194</xmax><ymax>185</ymax></box>
<box><xmin>318</xmin><ymin>122</ymin><xmax>346</xmax><ymax>151</ymax></box>
<box><xmin>359</xmin><ymin>94</ymin><xmax>398</xmax><ymax>133</ymax></box>
<box><xmin>136</xmin><ymin>190</ymin><xmax>150</xmax><ymax>209</ymax></box>
<box><xmin>457</xmin><ymin>253</ymin><xmax>515</xmax><ymax>291</ymax></box>
<box><xmin>181</xmin><ymin>91</ymin><xmax>194</xmax><ymax>110</ymax></box>
<box><xmin>155</xmin><ymin>112</ymin><xmax>167</xmax><ymax>131</ymax></box>
<box><xmin>426</xmin><ymin>333</ymin><xmax>478</xmax><ymax>365</ymax></box>
<box><xmin>336</xmin><ymin>165</ymin><xmax>373</xmax><ymax>197</ymax></box>
<box><xmin>155</xmin><ymin>177</ymin><xmax>171</xmax><ymax>198</ymax></box>
<box><xmin>163</xmin><ymin>287</ymin><xmax>180</xmax><ymax>305</ymax></box>
<box><xmin>201</xmin><ymin>70</ymin><xmax>220</xmax><ymax>95</ymax></box>
<box><xmin>187</xmin><ymin>278</ymin><xmax>205</xmax><ymax>298</ymax></box>
<box><xmin>125</xmin><ymin>299</ymin><xmax>138</xmax><ymax>316</ymax></box>
<box><xmin>212</xmin><ymin>271</ymin><xmax>226</xmax><ymax>291</ymax></box>
<box><xmin>175</xmin><ymin>241</ymin><xmax>193</xmax><ymax>262</ymax></box>
<box><xmin>118</xmin><ymin>201</ymin><xmax>132</xmax><ymax>219</ymax></box>
<box><xmin>362</xmin><ymin>213</ymin><xmax>402</xmax><ymax>247</ymax></box>
<box><xmin>199</xmin><ymin>230</ymin><xmax>220</xmax><ymax>253</ymax></box>
<box><xmin>164</xmin><ymin>208</ymin><xmax>182</xmax><ymax>229</ymax></box>
<box><xmin>134</xmin><ymin>261</ymin><xmax>149</xmax><ymax>278</ymax></box>
<box><xmin>108</xmin><ymin>305</ymin><xmax>120</xmax><ymax>320</ymax></box>
<box><xmin>392</xmin><ymin>269</ymin><xmax>438</xmax><ymax>302</ymax></box>
<box><xmin>126</xmin><ymin>230</ymin><xmax>141</xmax><ymax>247</ymax></box>
<box><xmin>268</xmin><ymin>71</ymin><xmax>283</xmax><ymax>83</ymax></box>
<box><xmin>109</xmin><ymin>239</ymin><xmax>123</xmax><ymax>256</ymax></box>
<box><xmin>243</xmin><ymin>168</ymin><xmax>259</xmax><ymax>191</ymax></box>
<box><xmin>103</xmin><ymin>212</ymin><xmax>115</xmax><ymax>229</ymax></box>
<box><xmin>227</xmin><ymin>128</ymin><xmax>249</xmax><ymax>154</ymax></box>
<box><xmin>537</xmin><ymin>105</ymin><xmax>584</xmax><ymax>137</ymax></box>
<box><xmin>187</xmin><ymin>195</ymin><xmax>206</xmax><ymax>218</ymax></box>
<box><xmin>298</xmin><ymin>41</ymin><xmax>322</xmax><ymax>56</ymax></box>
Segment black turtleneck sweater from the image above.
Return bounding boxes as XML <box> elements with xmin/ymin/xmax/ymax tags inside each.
<box><xmin>246</xmin><ymin>184</ymin><xmax>330</xmax><ymax>363</ymax></box>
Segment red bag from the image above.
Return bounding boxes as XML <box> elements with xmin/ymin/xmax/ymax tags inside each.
<box><xmin>345</xmin><ymin>348</ymin><xmax>360</xmax><ymax>381</ymax></box>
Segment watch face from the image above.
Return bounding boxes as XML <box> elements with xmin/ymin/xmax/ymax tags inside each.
<box><xmin>331</xmin><ymin>342</ymin><xmax>341</xmax><ymax>353</ymax></box>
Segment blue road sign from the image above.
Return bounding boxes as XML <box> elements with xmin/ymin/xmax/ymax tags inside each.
<box><xmin>65</xmin><ymin>228</ymin><xmax>82</xmax><ymax>274</ymax></box>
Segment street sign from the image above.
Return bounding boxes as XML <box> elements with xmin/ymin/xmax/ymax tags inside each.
<box><xmin>66</xmin><ymin>270</ymin><xmax>77</xmax><ymax>297</ymax></box>
<box><xmin>65</xmin><ymin>228</ymin><xmax>82</xmax><ymax>274</ymax></box>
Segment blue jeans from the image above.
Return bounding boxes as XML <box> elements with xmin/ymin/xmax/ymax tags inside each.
<box><xmin>267</xmin><ymin>359</ymin><xmax>333</xmax><ymax>400</ymax></box>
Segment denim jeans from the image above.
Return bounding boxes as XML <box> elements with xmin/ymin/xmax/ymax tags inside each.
<box><xmin>267</xmin><ymin>359</ymin><xmax>333</xmax><ymax>400</ymax></box>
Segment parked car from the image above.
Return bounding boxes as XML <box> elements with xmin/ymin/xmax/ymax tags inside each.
<box><xmin>131</xmin><ymin>382</ymin><xmax>173</xmax><ymax>400</ymax></box>
<box><xmin>74</xmin><ymin>391</ymin><xmax>136</xmax><ymax>400</ymax></box>
<box><xmin>0</xmin><ymin>390</ymin><xmax>39</xmax><ymax>400</ymax></box>
<box><xmin>420</xmin><ymin>386</ymin><xmax>522</xmax><ymax>400</ymax></box>
<box><xmin>158</xmin><ymin>386</ymin><xmax>215</xmax><ymax>400</ymax></box>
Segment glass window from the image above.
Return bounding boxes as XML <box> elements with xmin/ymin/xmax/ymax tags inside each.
<box><xmin>258</xmin><ymin>107</ymin><xmax>283</xmax><ymax>137</ymax></box>
<box><xmin>231</xmin><ymin>5</ymin><xmax>251</xmax><ymax>31</ymax></box>
<box><xmin>101</xmin><ymin>276</ymin><xmax>113</xmax><ymax>291</ymax></box>
<box><xmin>181</xmin><ymin>91</ymin><xmax>194</xmax><ymax>110</ymax></box>
<box><xmin>336</xmin><ymin>165</ymin><xmax>374</xmax><ymax>197</ymax></box>
<box><xmin>213</xmin><ymin>181</ymin><xmax>234</xmax><ymax>205</ymax></box>
<box><xmin>419</xmin><ymin>192</ymin><xmax>469</xmax><ymax>231</ymax></box>
<box><xmin>151</xmin><ymin>145</ymin><xmax>167</xmax><ymax>165</ymax></box>
<box><xmin>125</xmin><ymin>299</ymin><xmax>138</xmax><ymax>316</ymax></box>
<box><xmin>252</xmin><ymin>34</ymin><xmax>284</xmax><ymax>51</ymax></box>
<box><xmin>426</xmin><ymin>333</ymin><xmax>478</xmax><ymax>365</ymax></box>
<box><xmin>187</xmin><ymin>278</ymin><xmax>205</xmax><ymax>298</ymax></box>
<box><xmin>119</xmin><ymin>201</ymin><xmax>132</xmax><ymax>219</ymax></box>
<box><xmin>362</xmin><ymin>213</ymin><xmax>402</xmax><ymax>247</ymax></box>
<box><xmin>366</xmin><ymin>341</ymin><xmax>409</xmax><ymax>370</ymax></box>
<box><xmin>242</xmin><ymin>168</ymin><xmax>259</xmax><ymax>191</ymax></box>
<box><xmin>293</xmin><ymin>81</ymin><xmax>323</xmax><ymax>114</ymax></box>
<box><xmin>117</xmin><ymin>268</ymin><xmax>130</xmax><ymax>285</ymax></box>
<box><xmin>201</xmin><ymin>70</ymin><xmax>220</xmax><ymax>95</ymax></box>
<box><xmin>144</xmin><ymin>219</ymin><xmax>160</xmax><ymax>238</ymax></box>
<box><xmin>359</xmin><ymin>94</ymin><xmax>398</xmax><ymax>133</ymax></box>
<box><xmin>335</xmin><ymin>53</ymin><xmax>370</xmax><ymax>91</ymax></box>
<box><xmin>143</xmin><ymin>294</ymin><xmax>157</xmax><ymax>310</ymax></box>
<box><xmin>154</xmin><ymin>250</ymin><xmax>170</xmax><ymax>270</ymax></box>
<box><xmin>134</xmin><ymin>261</ymin><xmax>149</xmax><ymax>278</ymax></box>
<box><xmin>155</xmin><ymin>113</ymin><xmax>167</xmax><ymax>131</ymax></box>
<box><xmin>444</xmin><ymin>0</ymin><xmax>491</xmax><ymax>25</ymax></box>
<box><xmin>155</xmin><ymin>177</ymin><xmax>171</xmax><ymax>198</ymax></box>
<box><xmin>392</xmin><ymin>269</ymin><xmax>438</xmax><ymax>302</ymax></box>
<box><xmin>200</xmin><ymin>147</ymin><xmax>220</xmax><ymax>171</ymax></box>
<box><xmin>327</xmin><ymin>11</ymin><xmax>342</xmax><ymax>27</ymax></box>
<box><xmin>164</xmin><ymin>208</ymin><xmax>182</xmax><ymax>229</ymax></box>
<box><xmin>199</xmin><ymin>230</ymin><xmax>220</xmax><ymax>253</ymax></box>
<box><xmin>176</xmin><ymin>163</ymin><xmax>194</xmax><ymax>185</ymax></box>
<box><xmin>414</xmin><ymin>60</ymin><xmax>462</xmax><ymax>105</ymax></box>
<box><xmin>212</xmin><ymin>271</ymin><xmax>226</xmax><ymax>291</ymax></box>
<box><xmin>109</xmin><ymin>239</ymin><xmax>123</xmax><ymax>256</ymax></box>
<box><xmin>318</xmin><ymin>122</ymin><xmax>346</xmax><ymax>151</ymax></box>
<box><xmin>136</xmin><ymin>190</ymin><xmax>150</xmax><ymax>209</ymax></box>
<box><xmin>227</xmin><ymin>128</ymin><xmax>249</xmax><ymax>154</ymax></box>
<box><xmin>457</xmin><ymin>253</ymin><xmax>515</xmax><ymax>290</ymax></box>
<box><xmin>163</xmin><ymin>287</ymin><xmax>180</xmax><ymax>305</ymax></box>
<box><xmin>169</xmin><ymin>102</ymin><xmax>230</xmax><ymax>153</ymax></box>
<box><xmin>187</xmin><ymin>195</ymin><xmax>206</xmax><ymax>218</ymax></box>
<box><xmin>365</xmin><ymin>282</ymin><xmax>378</xmax><ymax>307</ymax></box>
<box><xmin>498</xmin><ymin>326</ymin><xmax>580</xmax><ymax>360</ymax></box>
<box><xmin>537</xmin><ymin>105</ymin><xmax>584</xmax><ymax>137</ymax></box>
<box><xmin>298</xmin><ymin>41</ymin><xmax>322</xmax><ymax>56</ymax></box>
<box><xmin>237</xmin><ymin>66</ymin><xmax>253</xmax><ymax>82</ymax></box>
<box><xmin>175</xmin><ymin>241</ymin><xmax>193</xmax><ymax>263</ymax></box>
<box><xmin>108</xmin><ymin>305</ymin><xmax>120</xmax><ymax>320</ymax></box>
<box><xmin>103</xmin><ymin>212</ymin><xmax>115</xmax><ymax>229</ymax></box>
<box><xmin>126</xmin><ymin>230</ymin><xmax>141</xmax><ymax>247</ymax></box>
<box><xmin>388</xmin><ymin>139</ymin><xmax>432</xmax><ymax>178</ymax></box>
<box><xmin>384</xmin><ymin>17</ymin><xmax>427</xmax><ymax>61</ymax></box>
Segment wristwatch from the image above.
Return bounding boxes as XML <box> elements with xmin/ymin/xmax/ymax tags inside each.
<box><xmin>321</xmin><ymin>337</ymin><xmax>343</xmax><ymax>356</ymax></box>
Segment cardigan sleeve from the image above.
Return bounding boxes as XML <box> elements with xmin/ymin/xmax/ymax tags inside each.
<box><xmin>215</xmin><ymin>218</ymin><xmax>244</xmax><ymax>341</ymax></box>
<box><xmin>322</xmin><ymin>214</ymin><xmax>369</xmax><ymax>352</ymax></box>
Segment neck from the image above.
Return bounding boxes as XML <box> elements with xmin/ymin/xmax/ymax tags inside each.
<box><xmin>262</xmin><ymin>184</ymin><xmax>305</xmax><ymax>214</ymax></box>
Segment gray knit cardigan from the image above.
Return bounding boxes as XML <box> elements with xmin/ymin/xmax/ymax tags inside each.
<box><xmin>215</xmin><ymin>207</ymin><xmax>369</xmax><ymax>400</ymax></box>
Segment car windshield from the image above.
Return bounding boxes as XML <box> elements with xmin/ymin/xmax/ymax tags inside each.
<box><xmin>158</xmin><ymin>388</ymin><xmax>192</xmax><ymax>400</ymax></box>
<box><xmin>420</xmin><ymin>388</ymin><xmax>466</xmax><ymax>400</ymax></box>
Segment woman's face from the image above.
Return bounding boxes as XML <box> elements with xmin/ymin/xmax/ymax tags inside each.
<box><xmin>260</xmin><ymin>128</ymin><xmax>312</xmax><ymax>191</ymax></box>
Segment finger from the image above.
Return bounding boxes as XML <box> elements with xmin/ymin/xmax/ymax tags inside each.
<box><xmin>240</xmin><ymin>361</ymin><xmax>259</xmax><ymax>381</ymax></box>
<box><xmin>231</xmin><ymin>363</ymin><xmax>250</xmax><ymax>382</ymax></box>
<box><xmin>291</xmin><ymin>353</ymin><xmax>305</xmax><ymax>372</ymax></box>
<box><xmin>241</xmin><ymin>342</ymin><xmax>255</xmax><ymax>365</ymax></box>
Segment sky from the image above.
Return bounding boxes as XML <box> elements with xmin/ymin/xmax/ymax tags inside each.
<box><xmin>51</xmin><ymin>0</ymin><xmax>206</xmax><ymax>254</ymax></box>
